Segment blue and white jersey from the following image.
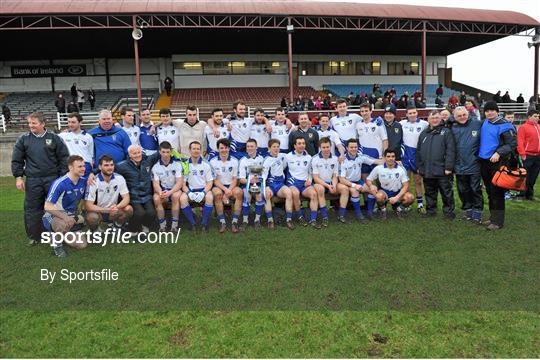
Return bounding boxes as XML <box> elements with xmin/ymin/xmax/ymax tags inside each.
<box><xmin>186</xmin><ymin>157</ymin><xmax>214</xmax><ymax>191</ymax></box>
<box><xmin>262</xmin><ymin>153</ymin><xmax>287</xmax><ymax>182</ymax></box>
<box><xmin>46</xmin><ymin>175</ymin><xmax>86</xmax><ymax>215</ymax></box>
<box><xmin>330</xmin><ymin>112</ymin><xmax>362</xmax><ymax>142</ymax></box>
<box><xmin>311</xmin><ymin>153</ymin><xmax>338</xmax><ymax>183</ymax></box>
<box><xmin>400</xmin><ymin>119</ymin><xmax>429</xmax><ymax>149</ymax></box>
<box><xmin>285</xmin><ymin>151</ymin><xmax>312</xmax><ymax>182</ymax></box>
<box><xmin>356</xmin><ymin>120</ymin><xmax>388</xmax><ymax>159</ymax></box>
<box><xmin>250</xmin><ymin>122</ymin><xmax>270</xmax><ymax>150</ymax></box>
<box><xmin>85</xmin><ymin>172</ymin><xmax>129</xmax><ymax>208</ymax></box>
<box><xmin>209</xmin><ymin>155</ymin><xmax>239</xmax><ymax>186</ymax></box>
<box><xmin>121</xmin><ymin>125</ymin><xmax>141</xmax><ymax>147</ymax></box>
<box><xmin>204</xmin><ymin>123</ymin><xmax>230</xmax><ymax>157</ymax></box>
<box><xmin>270</xmin><ymin>121</ymin><xmax>292</xmax><ymax>151</ymax></box>
<box><xmin>59</xmin><ymin>130</ymin><xmax>94</xmax><ymax>163</ymax></box>
<box><xmin>367</xmin><ymin>163</ymin><xmax>409</xmax><ymax>192</ymax></box>
<box><xmin>339</xmin><ymin>153</ymin><xmax>376</xmax><ymax>183</ymax></box>
<box><xmin>156</xmin><ymin>124</ymin><xmax>180</xmax><ymax>151</ymax></box>
<box><xmin>238</xmin><ymin>154</ymin><xmax>265</xmax><ymax>180</ymax></box>
<box><xmin>317</xmin><ymin>128</ymin><xmax>342</xmax><ymax>155</ymax></box>
<box><xmin>139</xmin><ymin>123</ymin><xmax>159</xmax><ymax>155</ymax></box>
<box><xmin>151</xmin><ymin>159</ymin><xmax>183</xmax><ymax>190</ymax></box>
<box><xmin>225</xmin><ymin>117</ymin><xmax>254</xmax><ymax>144</ymax></box>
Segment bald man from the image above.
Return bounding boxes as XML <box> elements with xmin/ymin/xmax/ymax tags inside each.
<box><xmin>115</xmin><ymin>145</ymin><xmax>160</xmax><ymax>233</ymax></box>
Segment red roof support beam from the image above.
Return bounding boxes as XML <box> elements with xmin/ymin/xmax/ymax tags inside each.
<box><xmin>421</xmin><ymin>24</ymin><xmax>427</xmax><ymax>104</ymax></box>
<box><xmin>132</xmin><ymin>15</ymin><xmax>143</xmax><ymax>114</ymax></box>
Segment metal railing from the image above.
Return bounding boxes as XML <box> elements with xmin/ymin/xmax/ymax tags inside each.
<box><xmin>0</xmin><ymin>115</ymin><xmax>5</xmax><ymax>133</ymax></box>
<box><xmin>494</xmin><ymin>103</ymin><xmax>529</xmax><ymax>115</ymax></box>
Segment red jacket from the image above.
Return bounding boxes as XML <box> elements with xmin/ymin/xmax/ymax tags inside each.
<box><xmin>517</xmin><ymin>119</ymin><xmax>540</xmax><ymax>158</ymax></box>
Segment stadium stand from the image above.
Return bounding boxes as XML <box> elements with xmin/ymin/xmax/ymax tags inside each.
<box><xmin>324</xmin><ymin>84</ymin><xmax>455</xmax><ymax>103</ymax></box>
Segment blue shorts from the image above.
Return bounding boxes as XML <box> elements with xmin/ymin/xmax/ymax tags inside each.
<box><xmin>361</xmin><ymin>163</ymin><xmax>377</xmax><ymax>175</ymax></box>
<box><xmin>381</xmin><ymin>188</ymin><xmax>400</xmax><ymax>199</ymax></box>
<box><xmin>268</xmin><ymin>181</ymin><xmax>285</xmax><ymax>196</ymax></box>
<box><xmin>352</xmin><ymin>180</ymin><xmax>365</xmax><ymax>187</ymax></box>
<box><xmin>42</xmin><ymin>213</ymin><xmax>83</xmax><ymax>232</ymax></box>
<box><xmin>401</xmin><ymin>145</ymin><xmax>417</xmax><ymax>172</ymax></box>
<box><xmin>287</xmin><ymin>178</ymin><xmax>309</xmax><ymax>193</ymax></box>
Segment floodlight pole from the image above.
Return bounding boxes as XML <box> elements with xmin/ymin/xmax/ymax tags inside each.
<box><xmin>421</xmin><ymin>24</ymin><xmax>427</xmax><ymax>102</ymax></box>
<box><xmin>534</xmin><ymin>27</ymin><xmax>539</xmax><ymax>105</ymax></box>
<box><xmin>133</xmin><ymin>15</ymin><xmax>143</xmax><ymax>113</ymax></box>
<box><xmin>287</xmin><ymin>20</ymin><xmax>294</xmax><ymax>106</ymax></box>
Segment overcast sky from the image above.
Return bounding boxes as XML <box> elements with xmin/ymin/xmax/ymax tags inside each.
<box><xmin>321</xmin><ymin>0</ymin><xmax>539</xmax><ymax>100</ymax></box>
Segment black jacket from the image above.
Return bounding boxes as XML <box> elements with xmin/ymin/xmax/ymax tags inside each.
<box><xmin>115</xmin><ymin>152</ymin><xmax>160</xmax><ymax>204</ymax></box>
<box><xmin>384</xmin><ymin>120</ymin><xmax>403</xmax><ymax>160</ymax></box>
<box><xmin>11</xmin><ymin>131</ymin><xmax>69</xmax><ymax>178</ymax></box>
<box><xmin>451</xmin><ymin>118</ymin><xmax>482</xmax><ymax>175</ymax></box>
<box><xmin>289</xmin><ymin>128</ymin><xmax>319</xmax><ymax>156</ymax></box>
<box><xmin>416</xmin><ymin>125</ymin><xmax>456</xmax><ymax>178</ymax></box>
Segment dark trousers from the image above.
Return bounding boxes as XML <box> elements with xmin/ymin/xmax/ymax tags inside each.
<box><xmin>130</xmin><ymin>201</ymin><xmax>157</xmax><ymax>231</ymax></box>
<box><xmin>480</xmin><ymin>159</ymin><xmax>505</xmax><ymax>226</ymax></box>
<box><xmin>423</xmin><ymin>176</ymin><xmax>455</xmax><ymax>217</ymax></box>
<box><xmin>456</xmin><ymin>173</ymin><xmax>484</xmax><ymax>211</ymax></box>
<box><xmin>24</xmin><ymin>176</ymin><xmax>56</xmax><ymax>241</ymax></box>
<box><xmin>522</xmin><ymin>155</ymin><xmax>540</xmax><ymax>199</ymax></box>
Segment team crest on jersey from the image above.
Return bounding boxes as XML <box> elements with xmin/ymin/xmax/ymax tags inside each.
<box><xmin>417</xmin><ymin>127</ymin><xmax>422</xmax><ymax>132</ymax></box>
<box><xmin>308</xmin><ymin>133</ymin><xmax>313</xmax><ymax>138</ymax></box>
<box><xmin>113</xmin><ymin>185</ymin><xmax>118</xmax><ymax>191</ymax></box>
<box><xmin>330</xmin><ymin>164</ymin><xmax>335</xmax><ymax>169</ymax></box>
<box><xmin>145</xmin><ymin>166</ymin><xmax>150</xmax><ymax>172</ymax></box>
<box><xmin>45</xmin><ymin>139</ymin><xmax>52</xmax><ymax>146</ymax></box>
<box><xmin>395</xmin><ymin>173</ymin><xmax>400</xmax><ymax>178</ymax></box>
<box><xmin>348</xmin><ymin>120</ymin><xmax>352</xmax><ymax>124</ymax></box>
<box><xmin>371</xmin><ymin>127</ymin><xmax>376</xmax><ymax>132</ymax></box>
<box><xmin>303</xmin><ymin>161</ymin><xmax>308</xmax><ymax>166</ymax></box>
<box><xmin>172</xmin><ymin>170</ymin><xmax>176</xmax><ymax>175</ymax></box>
<box><xmin>112</xmin><ymin>134</ymin><xmax>117</xmax><ymax>141</ymax></box>
<box><xmin>199</xmin><ymin>170</ymin><xmax>204</xmax><ymax>175</ymax></box>
<box><xmin>171</xmin><ymin>129</ymin><xmax>176</xmax><ymax>134</ymax></box>
<box><xmin>395</xmin><ymin>128</ymin><xmax>399</xmax><ymax>133</ymax></box>
<box><xmin>74</xmin><ymin>139</ymin><xmax>79</xmax><ymax>144</ymax></box>
<box><xmin>471</xmin><ymin>130</ymin><xmax>478</xmax><ymax>137</ymax></box>
<box><xmin>228</xmin><ymin>166</ymin><xmax>233</xmax><ymax>172</ymax></box>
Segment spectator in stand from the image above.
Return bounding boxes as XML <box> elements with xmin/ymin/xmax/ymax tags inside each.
<box><xmin>347</xmin><ymin>92</ymin><xmax>355</xmax><ymax>104</ymax></box>
<box><xmin>504</xmin><ymin>111</ymin><xmax>516</xmax><ymax>129</ymax></box>
<box><xmin>322</xmin><ymin>96</ymin><xmax>330</xmax><ymax>110</ymax></box>
<box><xmin>88</xmin><ymin>88</ymin><xmax>96</xmax><ymax>110</ymax></box>
<box><xmin>70</xmin><ymin>83</ymin><xmax>77</xmax><ymax>102</ymax></box>
<box><xmin>502</xmin><ymin>91</ymin><xmax>512</xmax><ymax>103</ymax></box>
<box><xmin>66</xmin><ymin>101</ymin><xmax>79</xmax><ymax>113</ymax></box>
<box><xmin>373</xmin><ymin>86</ymin><xmax>382</xmax><ymax>99</ymax></box>
<box><xmin>448</xmin><ymin>93</ymin><xmax>458</xmax><ymax>109</ymax></box>
<box><xmin>529</xmin><ymin>95</ymin><xmax>539</xmax><ymax>112</ymax></box>
<box><xmin>397</xmin><ymin>96</ymin><xmax>408</xmax><ymax>109</ymax></box>
<box><xmin>382</xmin><ymin>96</ymin><xmax>391</xmax><ymax>108</ymax></box>
<box><xmin>436</xmin><ymin>84</ymin><xmax>444</xmax><ymax>97</ymax></box>
<box><xmin>493</xmin><ymin>90</ymin><xmax>502</xmax><ymax>103</ymax></box>
<box><xmin>435</xmin><ymin>95</ymin><xmax>445</xmax><ymax>108</ymax></box>
<box><xmin>459</xmin><ymin>91</ymin><xmax>467</xmax><ymax>106</ymax></box>
<box><xmin>164</xmin><ymin>76</ymin><xmax>173</xmax><ymax>96</ymax></box>
<box><xmin>415</xmin><ymin>97</ymin><xmax>426</xmax><ymax>109</ymax></box>
<box><xmin>413</xmin><ymin>90</ymin><xmax>422</xmax><ymax>100</ymax></box>
<box><xmin>465</xmin><ymin>99</ymin><xmax>481</xmax><ymax>121</ymax></box>
<box><xmin>475</xmin><ymin>92</ymin><xmax>484</xmax><ymax>107</ymax></box>
<box><xmin>314</xmin><ymin>96</ymin><xmax>322</xmax><ymax>110</ymax></box>
<box><xmin>280</xmin><ymin>97</ymin><xmax>287</xmax><ymax>108</ymax></box>
<box><xmin>517</xmin><ymin>109</ymin><xmax>540</xmax><ymax>200</ymax></box>
<box><xmin>307</xmin><ymin>96</ymin><xmax>315</xmax><ymax>110</ymax></box>
<box><xmin>77</xmin><ymin>88</ymin><xmax>85</xmax><ymax>111</ymax></box>
<box><xmin>298</xmin><ymin>95</ymin><xmax>306</xmax><ymax>110</ymax></box>
<box><xmin>374</xmin><ymin>97</ymin><xmax>384</xmax><ymax>109</ymax></box>
<box><xmin>1</xmin><ymin>104</ymin><xmax>11</xmax><ymax>123</ymax></box>
<box><xmin>54</xmin><ymin>93</ymin><xmax>66</xmax><ymax>113</ymax></box>
<box><xmin>516</xmin><ymin>93</ymin><xmax>524</xmax><ymax>103</ymax></box>
<box><xmin>440</xmin><ymin>109</ymin><xmax>452</xmax><ymax>127</ymax></box>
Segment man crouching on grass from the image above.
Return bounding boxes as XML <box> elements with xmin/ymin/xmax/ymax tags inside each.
<box><xmin>84</xmin><ymin>154</ymin><xmax>133</xmax><ymax>232</ymax></box>
<box><xmin>43</xmin><ymin>155</ymin><xmax>87</xmax><ymax>258</ymax></box>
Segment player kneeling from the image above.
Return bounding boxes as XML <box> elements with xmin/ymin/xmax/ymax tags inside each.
<box><xmin>365</xmin><ymin>149</ymin><xmax>414</xmax><ymax>220</ymax></box>
<box><xmin>337</xmin><ymin>139</ymin><xmax>382</xmax><ymax>223</ymax></box>
<box><xmin>180</xmin><ymin>141</ymin><xmax>215</xmax><ymax>232</ymax></box>
<box><xmin>210</xmin><ymin>138</ymin><xmax>244</xmax><ymax>233</ymax></box>
<box><xmin>85</xmin><ymin>155</ymin><xmax>133</xmax><ymax>233</ymax></box>
<box><xmin>151</xmin><ymin>141</ymin><xmax>184</xmax><ymax>232</ymax></box>
<box><xmin>43</xmin><ymin>155</ymin><xmax>88</xmax><ymax>258</ymax></box>
<box><xmin>312</xmin><ymin>137</ymin><xmax>348</xmax><ymax>227</ymax></box>
<box><xmin>263</xmin><ymin>139</ymin><xmax>295</xmax><ymax>230</ymax></box>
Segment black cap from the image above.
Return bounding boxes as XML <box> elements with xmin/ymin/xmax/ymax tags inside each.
<box><xmin>483</xmin><ymin>101</ymin><xmax>499</xmax><ymax>113</ymax></box>
<box><xmin>384</xmin><ymin>104</ymin><xmax>396</xmax><ymax>115</ymax></box>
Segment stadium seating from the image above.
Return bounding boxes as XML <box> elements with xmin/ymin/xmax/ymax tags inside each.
<box><xmin>323</xmin><ymin>84</ymin><xmax>456</xmax><ymax>104</ymax></box>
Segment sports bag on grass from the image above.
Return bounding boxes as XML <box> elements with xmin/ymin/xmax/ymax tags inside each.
<box><xmin>491</xmin><ymin>155</ymin><xmax>527</xmax><ymax>191</ymax></box>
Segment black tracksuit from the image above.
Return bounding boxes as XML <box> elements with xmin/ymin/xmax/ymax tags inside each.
<box><xmin>416</xmin><ymin>125</ymin><xmax>456</xmax><ymax>217</ymax></box>
<box><xmin>384</xmin><ymin>120</ymin><xmax>403</xmax><ymax>160</ymax></box>
<box><xmin>289</xmin><ymin>128</ymin><xmax>320</xmax><ymax>156</ymax></box>
<box><xmin>11</xmin><ymin>131</ymin><xmax>69</xmax><ymax>241</ymax></box>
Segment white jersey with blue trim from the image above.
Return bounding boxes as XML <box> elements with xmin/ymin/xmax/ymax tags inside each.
<box><xmin>311</xmin><ymin>153</ymin><xmax>338</xmax><ymax>183</ymax></box>
<box><xmin>151</xmin><ymin>159</ymin><xmax>183</xmax><ymax>190</ymax></box>
<box><xmin>121</xmin><ymin>124</ymin><xmax>141</xmax><ymax>146</ymax></box>
<box><xmin>400</xmin><ymin>119</ymin><xmax>429</xmax><ymax>149</ymax></box>
<box><xmin>224</xmin><ymin>117</ymin><xmax>254</xmax><ymax>143</ymax></box>
<box><xmin>356</xmin><ymin>120</ymin><xmax>388</xmax><ymax>158</ymax></box>
<box><xmin>46</xmin><ymin>174</ymin><xmax>86</xmax><ymax>215</ymax></box>
<box><xmin>209</xmin><ymin>155</ymin><xmax>239</xmax><ymax>186</ymax></box>
<box><xmin>330</xmin><ymin>112</ymin><xmax>362</xmax><ymax>141</ymax></box>
<box><xmin>186</xmin><ymin>157</ymin><xmax>214</xmax><ymax>190</ymax></box>
<box><xmin>204</xmin><ymin>124</ymin><xmax>230</xmax><ymax>154</ymax></box>
<box><xmin>250</xmin><ymin>122</ymin><xmax>270</xmax><ymax>149</ymax></box>
<box><xmin>262</xmin><ymin>153</ymin><xmax>287</xmax><ymax>181</ymax></box>
<box><xmin>317</xmin><ymin>128</ymin><xmax>342</xmax><ymax>155</ymax></box>
<box><xmin>238</xmin><ymin>154</ymin><xmax>265</xmax><ymax>180</ymax></box>
<box><xmin>85</xmin><ymin>172</ymin><xmax>129</xmax><ymax>208</ymax></box>
<box><xmin>367</xmin><ymin>163</ymin><xmax>409</xmax><ymax>192</ymax></box>
<box><xmin>270</xmin><ymin>121</ymin><xmax>291</xmax><ymax>151</ymax></box>
<box><xmin>157</xmin><ymin>124</ymin><xmax>180</xmax><ymax>151</ymax></box>
<box><xmin>285</xmin><ymin>151</ymin><xmax>312</xmax><ymax>182</ymax></box>
<box><xmin>59</xmin><ymin>130</ymin><xmax>94</xmax><ymax>163</ymax></box>
<box><xmin>339</xmin><ymin>153</ymin><xmax>376</xmax><ymax>183</ymax></box>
